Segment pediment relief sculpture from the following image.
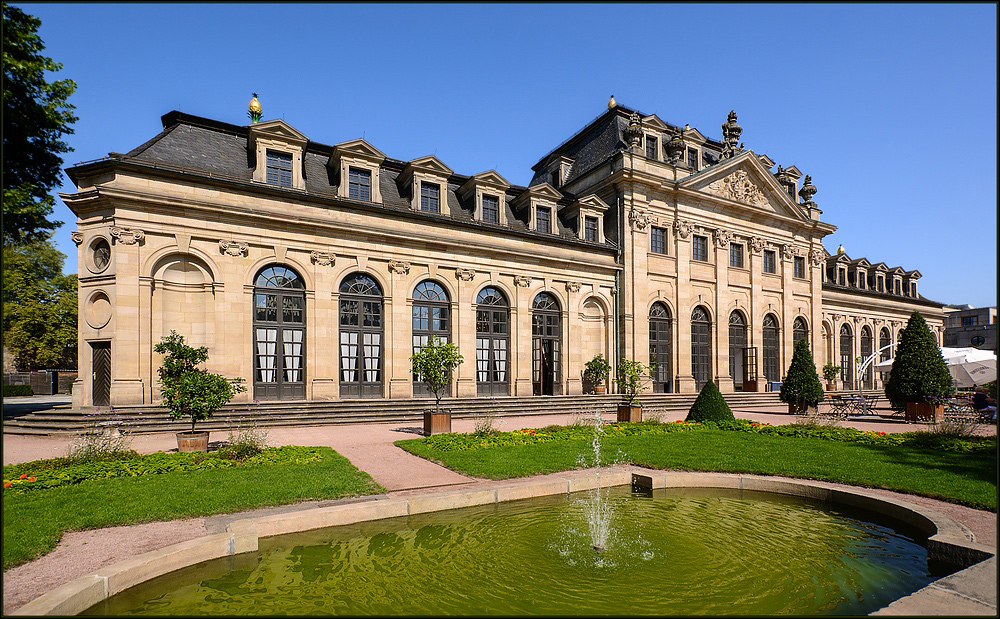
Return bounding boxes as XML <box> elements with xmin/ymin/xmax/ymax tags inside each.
<box><xmin>705</xmin><ymin>169</ymin><xmax>770</xmax><ymax>208</ymax></box>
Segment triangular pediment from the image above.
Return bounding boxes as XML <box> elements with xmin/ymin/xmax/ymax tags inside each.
<box><xmin>850</xmin><ymin>258</ymin><xmax>871</xmax><ymax>267</ymax></box>
<box><xmin>907</xmin><ymin>270</ymin><xmax>922</xmax><ymax>278</ymax></box>
<box><xmin>249</xmin><ymin>119</ymin><xmax>308</xmax><ymax>144</ymax></box>
<box><xmin>641</xmin><ymin>114</ymin><xmax>669</xmax><ymax>131</ymax></box>
<box><xmin>783</xmin><ymin>165</ymin><xmax>803</xmax><ymax>178</ymax></box>
<box><xmin>680</xmin><ymin>151</ymin><xmax>808</xmax><ymax>220</ymax></box>
<box><xmin>332</xmin><ymin>138</ymin><xmax>385</xmax><ymax>161</ymax></box>
<box><xmin>564</xmin><ymin>193</ymin><xmax>610</xmax><ymax>215</ymax></box>
<box><xmin>682</xmin><ymin>127</ymin><xmax>707</xmax><ymax>144</ymax></box>
<box><xmin>871</xmin><ymin>262</ymin><xmax>888</xmax><ymax>272</ymax></box>
<box><xmin>404</xmin><ymin>155</ymin><xmax>453</xmax><ymax>176</ymax></box>
<box><xmin>888</xmin><ymin>266</ymin><xmax>905</xmax><ymax>275</ymax></box>
<box><xmin>457</xmin><ymin>170</ymin><xmax>511</xmax><ymax>199</ymax></box>
<box><xmin>757</xmin><ymin>154</ymin><xmax>775</xmax><ymax>169</ymax></box>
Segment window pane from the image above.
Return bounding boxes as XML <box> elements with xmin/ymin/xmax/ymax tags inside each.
<box><xmin>646</xmin><ymin>136</ymin><xmax>658</xmax><ymax>160</ymax></box>
<box><xmin>651</xmin><ymin>227</ymin><xmax>667</xmax><ymax>254</ymax></box>
<box><xmin>693</xmin><ymin>235</ymin><xmax>708</xmax><ymax>261</ymax></box>
<box><xmin>585</xmin><ymin>216</ymin><xmax>599</xmax><ymax>242</ymax></box>
<box><xmin>730</xmin><ymin>244</ymin><xmax>744</xmax><ymax>268</ymax></box>
<box><xmin>266</xmin><ymin>151</ymin><xmax>292</xmax><ymax>188</ymax></box>
<box><xmin>764</xmin><ymin>250</ymin><xmax>776</xmax><ymax>273</ymax></box>
<box><xmin>536</xmin><ymin>207</ymin><xmax>551</xmax><ymax>233</ymax></box>
<box><xmin>482</xmin><ymin>194</ymin><xmax>499</xmax><ymax>223</ymax></box>
<box><xmin>349</xmin><ymin>168</ymin><xmax>372</xmax><ymax>201</ymax></box>
<box><xmin>420</xmin><ymin>182</ymin><xmax>440</xmax><ymax>213</ymax></box>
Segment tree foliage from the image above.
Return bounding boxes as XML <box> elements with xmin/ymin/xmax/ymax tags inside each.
<box><xmin>2</xmin><ymin>237</ymin><xmax>77</xmax><ymax>369</ymax></box>
<box><xmin>410</xmin><ymin>336</ymin><xmax>463</xmax><ymax>413</ymax></box>
<box><xmin>885</xmin><ymin>311</ymin><xmax>954</xmax><ymax>408</ymax></box>
<box><xmin>615</xmin><ymin>358</ymin><xmax>651</xmax><ymax>406</ymax></box>
<box><xmin>685</xmin><ymin>380</ymin><xmax>735</xmax><ymax>422</ymax></box>
<box><xmin>780</xmin><ymin>339</ymin><xmax>825</xmax><ymax>408</ymax></box>
<box><xmin>2</xmin><ymin>2</ymin><xmax>78</xmax><ymax>244</ymax></box>
<box><xmin>154</xmin><ymin>331</ymin><xmax>245</xmax><ymax>432</ymax></box>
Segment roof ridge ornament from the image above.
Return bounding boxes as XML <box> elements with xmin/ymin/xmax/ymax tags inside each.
<box><xmin>720</xmin><ymin>110</ymin><xmax>744</xmax><ymax>160</ymax></box>
<box><xmin>624</xmin><ymin>111</ymin><xmax>643</xmax><ymax>150</ymax></box>
<box><xmin>798</xmin><ymin>174</ymin><xmax>818</xmax><ymax>207</ymax></box>
<box><xmin>665</xmin><ymin>128</ymin><xmax>685</xmax><ymax>164</ymax></box>
<box><xmin>248</xmin><ymin>92</ymin><xmax>262</xmax><ymax>124</ymax></box>
<box><xmin>608</xmin><ymin>94</ymin><xmax>617</xmax><ymax>110</ymax></box>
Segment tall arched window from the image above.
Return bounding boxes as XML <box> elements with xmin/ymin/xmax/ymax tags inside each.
<box><xmin>253</xmin><ymin>265</ymin><xmax>305</xmax><ymax>400</ymax></box>
<box><xmin>650</xmin><ymin>303</ymin><xmax>673</xmax><ymax>393</ymax></box>
<box><xmin>728</xmin><ymin>311</ymin><xmax>747</xmax><ymax>391</ymax></box>
<box><xmin>412</xmin><ymin>281</ymin><xmax>451</xmax><ymax>398</ymax></box>
<box><xmin>339</xmin><ymin>273</ymin><xmax>383</xmax><ymax>399</ymax></box>
<box><xmin>793</xmin><ymin>317</ymin><xmax>809</xmax><ymax>347</ymax></box>
<box><xmin>762</xmin><ymin>314</ymin><xmax>780</xmax><ymax>383</ymax></box>
<box><xmin>860</xmin><ymin>326</ymin><xmax>874</xmax><ymax>390</ymax></box>
<box><xmin>476</xmin><ymin>286</ymin><xmax>509</xmax><ymax>397</ymax></box>
<box><xmin>839</xmin><ymin>324</ymin><xmax>854</xmax><ymax>390</ymax></box>
<box><xmin>691</xmin><ymin>306</ymin><xmax>712</xmax><ymax>391</ymax></box>
<box><xmin>879</xmin><ymin>327</ymin><xmax>892</xmax><ymax>383</ymax></box>
<box><xmin>532</xmin><ymin>292</ymin><xmax>562</xmax><ymax>395</ymax></box>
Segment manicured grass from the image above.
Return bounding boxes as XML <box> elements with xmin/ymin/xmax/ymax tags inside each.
<box><xmin>397</xmin><ymin>427</ymin><xmax>997</xmax><ymax>512</ymax></box>
<box><xmin>2</xmin><ymin>447</ymin><xmax>384</xmax><ymax>570</ymax></box>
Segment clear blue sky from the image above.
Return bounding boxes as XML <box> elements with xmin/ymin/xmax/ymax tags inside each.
<box><xmin>18</xmin><ymin>3</ymin><xmax>998</xmax><ymax>308</ymax></box>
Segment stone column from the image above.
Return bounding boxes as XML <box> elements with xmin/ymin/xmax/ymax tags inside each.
<box><xmin>714</xmin><ymin>231</ymin><xmax>733</xmax><ymax>392</ymax></box>
<box><xmin>674</xmin><ymin>221</ymin><xmax>695</xmax><ymax>393</ymax></box>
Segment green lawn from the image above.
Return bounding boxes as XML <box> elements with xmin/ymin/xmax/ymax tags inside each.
<box><xmin>2</xmin><ymin>447</ymin><xmax>383</xmax><ymax>570</ymax></box>
<box><xmin>397</xmin><ymin>426</ymin><xmax>997</xmax><ymax>512</ymax></box>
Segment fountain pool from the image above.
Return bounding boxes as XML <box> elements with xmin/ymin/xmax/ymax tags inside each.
<box><xmin>81</xmin><ymin>486</ymin><xmax>948</xmax><ymax>616</ymax></box>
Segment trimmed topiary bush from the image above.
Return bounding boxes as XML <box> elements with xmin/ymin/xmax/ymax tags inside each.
<box><xmin>885</xmin><ymin>311</ymin><xmax>954</xmax><ymax>409</ymax></box>
<box><xmin>780</xmin><ymin>339</ymin><xmax>825</xmax><ymax>412</ymax></box>
<box><xmin>685</xmin><ymin>380</ymin><xmax>734</xmax><ymax>422</ymax></box>
<box><xmin>3</xmin><ymin>384</ymin><xmax>33</xmax><ymax>397</ymax></box>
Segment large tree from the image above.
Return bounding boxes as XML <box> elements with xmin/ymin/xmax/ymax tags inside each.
<box><xmin>885</xmin><ymin>311</ymin><xmax>953</xmax><ymax>409</ymax></box>
<box><xmin>2</xmin><ymin>237</ymin><xmax>78</xmax><ymax>369</ymax></box>
<box><xmin>2</xmin><ymin>2</ymin><xmax>78</xmax><ymax>245</ymax></box>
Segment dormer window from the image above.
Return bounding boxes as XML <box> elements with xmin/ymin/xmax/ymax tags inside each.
<box><xmin>536</xmin><ymin>206</ymin><xmax>552</xmax><ymax>233</ymax></box>
<box><xmin>550</xmin><ymin>169</ymin><xmax>561</xmax><ymax>187</ymax></box>
<box><xmin>877</xmin><ymin>275</ymin><xmax>885</xmax><ymax>292</ymax></box>
<box><xmin>645</xmin><ymin>136</ymin><xmax>659</xmax><ymax>160</ymax></box>
<box><xmin>565</xmin><ymin>194</ymin><xmax>609</xmax><ymax>244</ymax></box>
<box><xmin>857</xmin><ymin>270</ymin><xmax>866</xmax><ymax>289</ymax></box>
<box><xmin>910</xmin><ymin>282</ymin><xmax>917</xmax><ymax>297</ymax></box>
<box><xmin>687</xmin><ymin>147</ymin><xmax>699</xmax><ymax>170</ymax></box>
<box><xmin>893</xmin><ymin>279</ymin><xmax>901</xmax><ymax>295</ymax></box>
<box><xmin>838</xmin><ymin>269</ymin><xmax>846</xmax><ymax>285</ymax></box>
<box><xmin>420</xmin><ymin>182</ymin><xmax>440</xmax><ymax>213</ymax></box>
<box><xmin>482</xmin><ymin>194</ymin><xmax>500</xmax><ymax>224</ymax></box>
<box><xmin>349</xmin><ymin>167</ymin><xmax>372</xmax><ymax>201</ymax></box>
<box><xmin>265</xmin><ymin>150</ymin><xmax>293</xmax><ymax>188</ymax></box>
<box><xmin>584</xmin><ymin>216</ymin><xmax>599</xmax><ymax>242</ymax></box>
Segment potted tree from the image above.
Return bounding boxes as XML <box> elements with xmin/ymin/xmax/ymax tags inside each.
<box><xmin>583</xmin><ymin>354</ymin><xmax>612</xmax><ymax>394</ymax></box>
<box><xmin>154</xmin><ymin>331</ymin><xmax>245</xmax><ymax>452</ymax></box>
<box><xmin>885</xmin><ymin>311</ymin><xmax>953</xmax><ymax>423</ymax></box>
<box><xmin>615</xmin><ymin>359</ymin><xmax>650</xmax><ymax>422</ymax></box>
<box><xmin>822</xmin><ymin>363</ymin><xmax>841</xmax><ymax>391</ymax></box>
<box><xmin>411</xmin><ymin>336</ymin><xmax>464</xmax><ymax>436</ymax></box>
<box><xmin>780</xmin><ymin>339</ymin><xmax>825</xmax><ymax>415</ymax></box>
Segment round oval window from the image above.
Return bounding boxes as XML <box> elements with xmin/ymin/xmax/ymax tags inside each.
<box><xmin>971</xmin><ymin>335</ymin><xmax>986</xmax><ymax>347</ymax></box>
<box><xmin>92</xmin><ymin>239</ymin><xmax>111</xmax><ymax>272</ymax></box>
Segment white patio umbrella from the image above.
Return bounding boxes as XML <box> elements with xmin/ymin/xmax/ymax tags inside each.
<box><xmin>873</xmin><ymin>347</ymin><xmax>996</xmax><ymax>387</ymax></box>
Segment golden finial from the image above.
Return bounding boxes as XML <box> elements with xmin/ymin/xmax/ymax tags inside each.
<box><xmin>608</xmin><ymin>95</ymin><xmax>617</xmax><ymax>110</ymax></box>
<box><xmin>836</xmin><ymin>244</ymin><xmax>846</xmax><ymax>255</ymax></box>
<box><xmin>248</xmin><ymin>92</ymin><xmax>262</xmax><ymax>124</ymax></box>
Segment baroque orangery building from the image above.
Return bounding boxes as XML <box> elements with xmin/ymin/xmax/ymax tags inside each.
<box><xmin>63</xmin><ymin>98</ymin><xmax>944</xmax><ymax>409</ymax></box>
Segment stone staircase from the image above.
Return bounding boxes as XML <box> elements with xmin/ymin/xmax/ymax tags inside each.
<box><xmin>2</xmin><ymin>392</ymin><xmax>785</xmax><ymax>436</ymax></box>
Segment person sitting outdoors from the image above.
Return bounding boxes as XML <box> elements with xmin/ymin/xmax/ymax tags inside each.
<box><xmin>971</xmin><ymin>387</ymin><xmax>997</xmax><ymax>422</ymax></box>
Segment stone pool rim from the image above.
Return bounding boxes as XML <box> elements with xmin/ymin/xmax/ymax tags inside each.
<box><xmin>12</xmin><ymin>468</ymin><xmax>996</xmax><ymax>617</ymax></box>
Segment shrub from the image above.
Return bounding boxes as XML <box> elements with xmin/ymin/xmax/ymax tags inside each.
<box><xmin>583</xmin><ymin>354</ymin><xmax>612</xmax><ymax>392</ymax></box>
<box><xmin>685</xmin><ymin>380</ymin><xmax>734</xmax><ymax>422</ymax></box>
<box><xmin>821</xmin><ymin>363</ymin><xmax>841</xmax><ymax>383</ymax></box>
<box><xmin>222</xmin><ymin>400</ymin><xmax>270</xmax><ymax>460</ymax></box>
<box><xmin>885</xmin><ymin>311</ymin><xmax>954</xmax><ymax>409</ymax></box>
<box><xmin>65</xmin><ymin>407</ymin><xmax>138</xmax><ymax>462</ymax></box>
<box><xmin>3</xmin><ymin>384</ymin><xmax>33</xmax><ymax>397</ymax></box>
<box><xmin>780</xmin><ymin>339</ymin><xmax>825</xmax><ymax>410</ymax></box>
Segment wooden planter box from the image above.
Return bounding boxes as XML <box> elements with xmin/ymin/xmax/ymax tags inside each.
<box><xmin>617</xmin><ymin>404</ymin><xmax>642</xmax><ymax>423</ymax></box>
<box><xmin>176</xmin><ymin>431</ymin><xmax>209</xmax><ymax>452</ymax></box>
<box><xmin>826</xmin><ymin>382</ymin><xmax>838</xmax><ymax>391</ymax></box>
<box><xmin>787</xmin><ymin>403</ymin><xmax>818</xmax><ymax>416</ymax></box>
<box><xmin>742</xmin><ymin>380</ymin><xmax>759</xmax><ymax>392</ymax></box>
<box><xmin>904</xmin><ymin>401</ymin><xmax>944</xmax><ymax>423</ymax></box>
<box><xmin>423</xmin><ymin>410</ymin><xmax>452</xmax><ymax>436</ymax></box>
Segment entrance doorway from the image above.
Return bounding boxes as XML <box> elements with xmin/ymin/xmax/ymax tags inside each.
<box><xmin>92</xmin><ymin>341</ymin><xmax>111</xmax><ymax>407</ymax></box>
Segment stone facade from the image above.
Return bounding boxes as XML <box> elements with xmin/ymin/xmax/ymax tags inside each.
<box><xmin>61</xmin><ymin>101</ymin><xmax>944</xmax><ymax>408</ymax></box>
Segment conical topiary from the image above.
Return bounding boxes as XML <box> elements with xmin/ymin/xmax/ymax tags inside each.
<box><xmin>885</xmin><ymin>311</ymin><xmax>954</xmax><ymax>409</ymax></box>
<box><xmin>685</xmin><ymin>380</ymin><xmax>734</xmax><ymax>422</ymax></box>
<box><xmin>779</xmin><ymin>339</ymin><xmax>825</xmax><ymax>411</ymax></box>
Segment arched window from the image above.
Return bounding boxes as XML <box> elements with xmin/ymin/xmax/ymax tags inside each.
<box><xmin>650</xmin><ymin>303</ymin><xmax>673</xmax><ymax>393</ymax></box>
<box><xmin>532</xmin><ymin>292</ymin><xmax>562</xmax><ymax>395</ymax></box>
<box><xmin>412</xmin><ymin>281</ymin><xmax>451</xmax><ymax>398</ymax></box>
<box><xmin>476</xmin><ymin>287</ymin><xmax>510</xmax><ymax>396</ymax></box>
<box><xmin>339</xmin><ymin>273</ymin><xmax>383</xmax><ymax>398</ymax></box>
<box><xmin>691</xmin><ymin>306</ymin><xmax>712</xmax><ymax>391</ymax></box>
<box><xmin>793</xmin><ymin>317</ymin><xmax>809</xmax><ymax>347</ymax></box>
<box><xmin>839</xmin><ymin>324</ymin><xmax>854</xmax><ymax>390</ymax></box>
<box><xmin>878</xmin><ymin>328</ymin><xmax>892</xmax><ymax>383</ymax></box>
<box><xmin>729</xmin><ymin>311</ymin><xmax>747</xmax><ymax>390</ymax></box>
<box><xmin>253</xmin><ymin>265</ymin><xmax>305</xmax><ymax>400</ymax></box>
<box><xmin>762</xmin><ymin>314</ymin><xmax>780</xmax><ymax>383</ymax></box>
<box><xmin>860</xmin><ymin>326</ymin><xmax>874</xmax><ymax>390</ymax></box>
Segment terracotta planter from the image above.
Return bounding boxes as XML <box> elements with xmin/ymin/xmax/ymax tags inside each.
<box><xmin>423</xmin><ymin>410</ymin><xmax>452</xmax><ymax>436</ymax></box>
<box><xmin>904</xmin><ymin>401</ymin><xmax>944</xmax><ymax>423</ymax></box>
<box><xmin>594</xmin><ymin>384</ymin><xmax>607</xmax><ymax>395</ymax></box>
<box><xmin>617</xmin><ymin>404</ymin><xmax>642</xmax><ymax>423</ymax></box>
<box><xmin>176</xmin><ymin>431</ymin><xmax>209</xmax><ymax>452</ymax></box>
<box><xmin>826</xmin><ymin>383</ymin><xmax>838</xmax><ymax>391</ymax></box>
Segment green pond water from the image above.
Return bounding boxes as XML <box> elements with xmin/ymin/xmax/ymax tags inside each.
<box><xmin>83</xmin><ymin>487</ymin><xmax>944</xmax><ymax>616</ymax></box>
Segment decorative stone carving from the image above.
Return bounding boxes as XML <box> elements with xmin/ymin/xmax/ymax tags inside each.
<box><xmin>781</xmin><ymin>244</ymin><xmax>796</xmax><ymax>261</ymax></box>
<box><xmin>71</xmin><ymin>231</ymin><xmax>84</xmax><ymax>245</ymax></box>
<box><xmin>629</xmin><ymin>208</ymin><xmax>650</xmax><ymax>230</ymax></box>
<box><xmin>720</xmin><ymin>110</ymin><xmax>744</xmax><ymax>160</ymax></box>
<box><xmin>706</xmin><ymin>170</ymin><xmax>769</xmax><ymax>208</ymax></box>
<box><xmin>809</xmin><ymin>248</ymin><xmax>825</xmax><ymax>266</ymax></box>
<box><xmin>748</xmin><ymin>236</ymin><xmax>765</xmax><ymax>255</ymax></box>
<box><xmin>624</xmin><ymin>111</ymin><xmax>643</xmax><ymax>149</ymax></box>
<box><xmin>310</xmin><ymin>251</ymin><xmax>335</xmax><ymax>267</ymax></box>
<box><xmin>665</xmin><ymin>130</ymin><xmax>685</xmax><ymax>164</ymax></box>
<box><xmin>219</xmin><ymin>240</ymin><xmax>248</xmax><ymax>257</ymax></box>
<box><xmin>673</xmin><ymin>219</ymin><xmax>694</xmax><ymax>240</ymax></box>
<box><xmin>388</xmin><ymin>259</ymin><xmax>410</xmax><ymax>275</ymax></box>
<box><xmin>110</xmin><ymin>227</ymin><xmax>145</xmax><ymax>245</ymax></box>
<box><xmin>798</xmin><ymin>175</ymin><xmax>818</xmax><ymax>206</ymax></box>
<box><xmin>714</xmin><ymin>228</ymin><xmax>734</xmax><ymax>248</ymax></box>
<box><xmin>565</xmin><ymin>281</ymin><xmax>581</xmax><ymax>293</ymax></box>
<box><xmin>513</xmin><ymin>275</ymin><xmax>532</xmax><ymax>288</ymax></box>
<box><xmin>455</xmin><ymin>268</ymin><xmax>475</xmax><ymax>282</ymax></box>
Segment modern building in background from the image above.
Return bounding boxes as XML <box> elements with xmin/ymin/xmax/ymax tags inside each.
<box><xmin>943</xmin><ymin>305</ymin><xmax>997</xmax><ymax>352</ymax></box>
<box><xmin>61</xmin><ymin>98</ymin><xmax>944</xmax><ymax>408</ymax></box>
